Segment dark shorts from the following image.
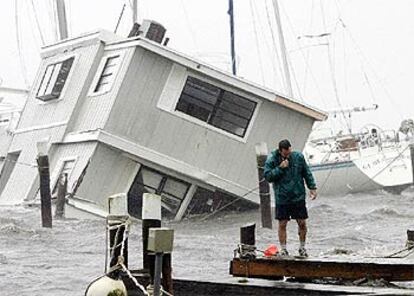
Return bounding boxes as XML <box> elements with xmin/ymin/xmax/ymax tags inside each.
<box><xmin>275</xmin><ymin>200</ymin><xmax>308</xmax><ymax>220</ymax></box>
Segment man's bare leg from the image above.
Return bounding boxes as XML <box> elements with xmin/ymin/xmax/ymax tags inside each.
<box><xmin>296</xmin><ymin>219</ymin><xmax>308</xmax><ymax>256</ymax></box>
<box><xmin>278</xmin><ymin>220</ymin><xmax>289</xmax><ymax>254</ymax></box>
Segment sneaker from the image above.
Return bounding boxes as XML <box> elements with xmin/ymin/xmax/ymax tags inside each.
<box><xmin>298</xmin><ymin>247</ymin><xmax>308</xmax><ymax>257</ymax></box>
<box><xmin>279</xmin><ymin>249</ymin><xmax>289</xmax><ymax>257</ymax></box>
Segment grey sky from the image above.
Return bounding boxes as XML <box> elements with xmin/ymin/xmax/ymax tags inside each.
<box><xmin>1</xmin><ymin>0</ymin><xmax>412</xmax><ymax>132</ymax></box>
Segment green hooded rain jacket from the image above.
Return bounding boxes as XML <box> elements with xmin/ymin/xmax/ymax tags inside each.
<box><xmin>264</xmin><ymin>150</ymin><xmax>316</xmax><ymax>205</ymax></box>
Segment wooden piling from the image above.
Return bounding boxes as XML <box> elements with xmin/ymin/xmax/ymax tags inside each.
<box><xmin>410</xmin><ymin>142</ymin><xmax>414</xmax><ymax>184</ymax></box>
<box><xmin>107</xmin><ymin>215</ymin><xmax>129</xmax><ymax>270</ymax></box>
<box><xmin>55</xmin><ymin>173</ymin><xmax>67</xmax><ymax>218</ymax></box>
<box><xmin>162</xmin><ymin>253</ymin><xmax>173</xmax><ymax>295</ymax></box>
<box><xmin>240</xmin><ymin>223</ymin><xmax>256</xmax><ymax>246</ymax></box>
<box><xmin>142</xmin><ymin>193</ymin><xmax>174</xmax><ymax>295</ymax></box>
<box><xmin>142</xmin><ymin>193</ymin><xmax>162</xmax><ymax>284</ymax></box>
<box><xmin>255</xmin><ymin>143</ymin><xmax>273</xmax><ymax>229</ymax></box>
<box><xmin>37</xmin><ymin>153</ymin><xmax>52</xmax><ymax>228</ymax></box>
<box><xmin>407</xmin><ymin>229</ymin><xmax>414</xmax><ymax>244</ymax></box>
<box><xmin>142</xmin><ymin>193</ymin><xmax>162</xmax><ymax>270</ymax></box>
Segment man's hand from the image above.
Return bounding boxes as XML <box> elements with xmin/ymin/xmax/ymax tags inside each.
<box><xmin>279</xmin><ymin>159</ymin><xmax>289</xmax><ymax>168</ymax></box>
<box><xmin>310</xmin><ymin>189</ymin><xmax>317</xmax><ymax>200</ymax></box>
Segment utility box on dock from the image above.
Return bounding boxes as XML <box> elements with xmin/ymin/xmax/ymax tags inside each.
<box><xmin>148</xmin><ymin>228</ymin><xmax>174</xmax><ymax>253</ymax></box>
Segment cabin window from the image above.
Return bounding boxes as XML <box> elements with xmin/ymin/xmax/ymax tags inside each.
<box><xmin>175</xmin><ymin>76</ymin><xmax>257</xmax><ymax>137</ymax></box>
<box><xmin>128</xmin><ymin>166</ymin><xmax>190</xmax><ymax>219</ymax></box>
<box><xmin>37</xmin><ymin>57</ymin><xmax>74</xmax><ymax>101</ymax></box>
<box><xmin>93</xmin><ymin>55</ymin><xmax>120</xmax><ymax>93</ymax></box>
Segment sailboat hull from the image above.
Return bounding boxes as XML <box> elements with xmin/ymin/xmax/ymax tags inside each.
<box><xmin>310</xmin><ymin>145</ymin><xmax>412</xmax><ymax>196</ymax></box>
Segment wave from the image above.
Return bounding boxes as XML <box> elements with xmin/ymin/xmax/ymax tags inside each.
<box><xmin>0</xmin><ymin>254</ymin><xmax>7</xmax><ymax>264</ymax></box>
<box><xmin>308</xmin><ymin>203</ymin><xmax>352</xmax><ymax>219</ymax></box>
<box><xmin>0</xmin><ymin>221</ymin><xmax>38</xmax><ymax>235</ymax></box>
<box><xmin>363</xmin><ymin>206</ymin><xmax>413</xmax><ymax>219</ymax></box>
<box><xmin>321</xmin><ymin>247</ymin><xmax>354</xmax><ymax>256</ymax></box>
<box><xmin>308</xmin><ymin>203</ymin><xmax>336</xmax><ymax>213</ymax></box>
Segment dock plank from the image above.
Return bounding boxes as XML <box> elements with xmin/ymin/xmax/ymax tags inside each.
<box><xmin>230</xmin><ymin>258</ymin><xmax>414</xmax><ymax>281</ymax></box>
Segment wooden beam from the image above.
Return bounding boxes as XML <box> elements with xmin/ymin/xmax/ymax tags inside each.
<box><xmin>230</xmin><ymin>258</ymin><xmax>414</xmax><ymax>281</ymax></box>
<box><xmin>174</xmin><ymin>184</ymin><xmax>197</xmax><ymax>221</ymax></box>
<box><xmin>255</xmin><ymin>143</ymin><xmax>272</xmax><ymax>229</ymax></box>
<box><xmin>126</xmin><ymin>272</ymin><xmax>414</xmax><ymax>295</ymax></box>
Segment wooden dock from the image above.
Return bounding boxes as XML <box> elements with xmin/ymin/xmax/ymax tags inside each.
<box><xmin>125</xmin><ymin>271</ymin><xmax>414</xmax><ymax>296</ymax></box>
<box><xmin>230</xmin><ymin>257</ymin><xmax>414</xmax><ymax>281</ymax></box>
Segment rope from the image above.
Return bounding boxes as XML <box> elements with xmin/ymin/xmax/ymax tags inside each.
<box><xmin>384</xmin><ymin>247</ymin><xmax>414</xmax><ymax>259</ymax></box>
<box><xmin>161</xmin><ymin>288</ymin><xmax>174</xmax><ymax>296</ymax></box>
<box><xmin>106</xmin><ymin>220</ymin><xmax>152</xmax><ymax>295</ymax></box>
<box><xmin>367</xmin><ymin>245</ymin><xmax>414</xmax><ymax>259</ymax></box>
<box><xmin>119</xmin><ymin>262</ymin><xmax>148</xmax><ymax>295</ymax></box>
<box><xmin>199</xmin><ymin>183</ymin><xmax>261</xmax><ymax>221</ymax></box>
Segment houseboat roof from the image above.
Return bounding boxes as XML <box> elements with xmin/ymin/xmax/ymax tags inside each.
<box><xmin>41</xmin><ymin>29</ymin><xmax>327</xmax><ymax>121</ymax></box>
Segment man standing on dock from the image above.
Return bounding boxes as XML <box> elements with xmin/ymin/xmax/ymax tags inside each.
<box><xmin>264</xmin><ymin>139</ymin><xmax>317</xmax><ymax>257</ymax></box>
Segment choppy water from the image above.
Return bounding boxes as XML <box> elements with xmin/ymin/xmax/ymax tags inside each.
<box><xmin>1</xmin><ymin>190</ymin><xmax>414</xmax><ymax>295</ymax></box>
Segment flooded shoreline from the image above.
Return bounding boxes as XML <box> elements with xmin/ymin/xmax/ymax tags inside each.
<box><xmin>1</xmin><ymin>190</ymin><xmax>414</xmax><ymax>295</ymax></box>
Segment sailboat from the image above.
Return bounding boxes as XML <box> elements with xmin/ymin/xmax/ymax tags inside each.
<box><xmin>254</xmin><ymin>0</ymin><xmax>413</xmax><ymax>196</ymax></box>
<box><xmin>0</xmin><ymin>88</ymin><xmax>25</xmax><ymax>173</ymax></box>
<box><xmin>305</xmin><ymin>122</ymin><xmax>412</xmax><ymax>195</ymax></box>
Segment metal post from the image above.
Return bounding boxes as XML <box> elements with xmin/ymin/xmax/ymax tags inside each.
<box><xmin>148</xmin><ymin>227</ymin><xmax>175</xmax><ymax>295</ymax></box>
<box><xmin>37</xmin><ymin>141</ymin><xmax>52</xmax><ymax>228</ymax></box>
<box><xmin>153</xmin><ymin>253</ymin><xmax>163</xmax><ymax>296</ymax></box>
<box><xmin>255</xmin><ymin>143</ymin><xmax>273</xmax><ymax>229</ymax></box>
<box><xmin>228</xmin><ymin>0</ymin><xmax>237</xmax><ymax>75</ymax></box>
<box><xmin>55</xmin><ymin>173</ymin><xmax>67</xmax><ymax>218</ymax></box>
<box><xmin>272</xmin><ymin>0</ymin><xmax>293</xmax><ymax>97</ymax></box>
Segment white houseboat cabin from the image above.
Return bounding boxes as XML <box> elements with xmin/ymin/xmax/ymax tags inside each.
<box><xmin>0</xmin><ymin>21</ymin><xmax>326</xmax><ymax>220</ymax></box>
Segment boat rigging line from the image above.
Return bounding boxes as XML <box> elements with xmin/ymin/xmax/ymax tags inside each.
<box><xmin>319</xmin><ymin>0</ymin><xmax>351</xmax><ymax>133</ymax></box>
<box><xmin>277</xmin><ymin>0</ymin><xmax>327</xmax><ymax>106</ymax></box>
<box><xmin>179</xmin><ymin>0</ymin><xmax>199</xmax><ymax>54</ymax></box>
<box><xmin>333</xmin><ymin>0</ymin><xmax>403</xmax><ymax>120</ymax></box>
<box><xmin>14</xmin><ymin>0</ymin><xmax>30</xmax><ymax>88</ymax></box>
<box><xmin>248</xmin><ymin>0</ymin><xmax>265</xmax><ymax>85</ymax></box>
<box><xmin>264</xmin><ymin>0</ymin><xmax>285</xmax><ymax>89</ymax></box>
<box><xmin>30</xmin><ymin>0</ymin><xmax>46</xmax><ymax>45</ymax></box>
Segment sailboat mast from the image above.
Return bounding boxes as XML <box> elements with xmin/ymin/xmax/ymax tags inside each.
<box><xmin>55</xmin><ymin>0</ymin><xmax>69</xmax><ymax>40</ymax></box>
<box><xmin>132</xmin><ymin>0</ymin><xmax>138</xmax><ymax>24</ymax></box>
<box><xmin>228</xmin><ymin>0</ymin><xmax>237</xmax><ymax>75</ymax></box>
<box><xmin>271</xmin><ymin>0</ymin><xmax>293</xmax><ymax>97</ymax></box>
